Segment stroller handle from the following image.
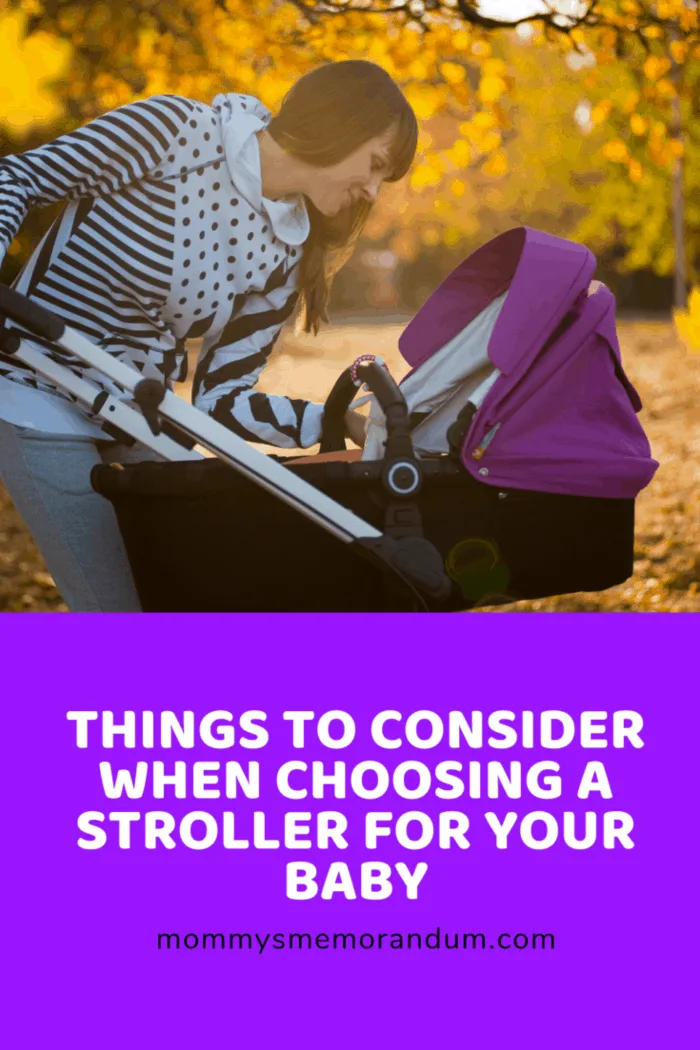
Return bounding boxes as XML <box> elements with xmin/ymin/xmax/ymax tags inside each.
<box><xmin>319</xmin><ymin>359</ymin><xmax>410</xmax><ymax>454</ymax></box>
<box><xmin>0</xmin><ymin>285</ymin><xmax>66</xmax><ymax>342</ymax></box>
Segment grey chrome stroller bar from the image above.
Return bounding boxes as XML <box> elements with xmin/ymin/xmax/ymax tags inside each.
<box><xmin>0</xmin><ymin>285</ymin><xmax>451</xmax><ymax>605</ymax></box>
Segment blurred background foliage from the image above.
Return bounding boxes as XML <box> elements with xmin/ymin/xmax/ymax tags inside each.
<box><xmin>0</xmin><ymin>1</ymin><xmax>698</xmax><ymax>613</ymax></box>
<box><xmin>2</xmin><ymin>0</ymin><xmax>700</xmax><ymax>326</ymax></box>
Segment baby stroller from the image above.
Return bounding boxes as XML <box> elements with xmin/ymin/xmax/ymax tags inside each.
<box><xmin>0</xmin><ymin>227</ymin><xmax>658</xmax><ymax>612</ymax></box>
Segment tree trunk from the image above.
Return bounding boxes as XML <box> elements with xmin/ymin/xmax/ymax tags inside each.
<box><xmin>671</xmin><ymin>34</ymin><xmax>686</xmax><ymax>310</ymax></box>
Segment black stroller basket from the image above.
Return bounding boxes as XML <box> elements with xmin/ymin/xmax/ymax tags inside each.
<box><xmin>92</xmin><ymin>452</ymin><xmax>634</xmax><ymax>612</ymax></box>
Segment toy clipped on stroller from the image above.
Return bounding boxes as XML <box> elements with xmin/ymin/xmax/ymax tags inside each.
<box><xmin>0</xmin><ymin>227</ymin><xmax>658</xmax><ymax>612</ymax></box>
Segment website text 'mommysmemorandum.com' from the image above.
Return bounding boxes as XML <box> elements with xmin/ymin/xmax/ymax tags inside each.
<box><xmin>157</xmin><ymin>929</ymin><xmax>556</xmax><ymax>954</ymax></box>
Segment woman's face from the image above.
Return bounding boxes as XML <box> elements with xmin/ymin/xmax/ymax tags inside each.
<box><xmin>304</xmin><ymin>127</ymin><xmax>396</xmax><ymax>217</ymax></box>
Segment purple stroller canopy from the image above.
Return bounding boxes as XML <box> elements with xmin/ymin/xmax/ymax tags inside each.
<box><xmin>398</xmin><ymin>227</ymin><xmax>658</xmax><ymax>500</ymax></box>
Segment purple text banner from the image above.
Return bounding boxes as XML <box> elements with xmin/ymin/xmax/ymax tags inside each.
<box><xmin>3</xmin><ymin>613</ymin><xmax>697</xmax><ymax>1049</ymax></box>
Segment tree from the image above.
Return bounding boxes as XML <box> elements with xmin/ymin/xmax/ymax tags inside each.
<box><xmin>2</xmin><ymin>0</ymin><xmax>700</xmax><ymax>312</ymax></box>
<box><xmin>3</xmin><ymin>0</ymin><xmax>698</xmax><ymax>137</ymax></box>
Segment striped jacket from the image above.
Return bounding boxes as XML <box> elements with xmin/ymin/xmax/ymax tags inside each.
<box><xmin>0</xmin><ymin>93</ymin><xmax>325</xmax><ymax>447</ymax></box>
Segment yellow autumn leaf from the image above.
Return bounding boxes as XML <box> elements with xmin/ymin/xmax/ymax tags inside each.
<box><xmin>601</xmin><ymin>138</ymin><xmax>629</xmax><ymax>162</ymax></box>
<box><xmin>648</xmin><ymin>144</ymin><xmax>670</xmax><ymax>167</ymax></box>
<box><xmin>482</xmin><ymin>150</ymin><xmax>508</xmax><ymax>178</ymax></box>
<box><xmin>656</xmin><ymin>0</ymin><xmax>684</xmax><ymax>19</ymax></box>
<box><xmin>674</xmin><ymin>287</ymin><xmax>700</xmax><ymax>353</ymax></box>
<box><xmin>628</xmin><ymin>158</ymin><xmax>643</xmax><ymax>182</ymax></box>
<box><xmin>404</xmin><ymin>83</ymin><xmax>441</xmax><ymax>120</ymax></box>
<box><xmin>431</xmin><ymin>24</ymin><xmax>453</xmax><ymax>47</ymax></box>
<box><xmin>409</xmin><ymin>58</ymin><xmax>431</xmax><ymax>81</ymax></box>
<box><xmin>655</xmin><ymin>78</ymin><xmax>676</xmax><ymax>100</ymax></box>
<box><xmin>0</xmin><ymin>11</ymin><xmax>71</xmax><ymax>133</ymax></box>
<box><xmin>483</xmin><ymin>58</ymin><xmax>508</xmax><ymax>77</ymax></box>
<box><xmin>643</xmin><ymin>55</ymin><xmax>672</xmax><ymax>81</ymax></box>
<box><xmin>393</xmin><ymin>32</ymin><xmax>421</xmax><ymax>61</ymax></box>
<box><xmin>237</xmin><ymin>65</ymin><xmax>257</xmax><ymax>88</ymax></box>
<box><xmin>425</xmin><ymin>152</ymin><xmax>445</xmax><ymax>174</ymax></box>
<box><xmin>440</xmin><ymin>61</ymin><xmax>466</xmax><ymax>85</ymax></box>
<box><xmin>366</xmin><ymin>12</ymin><xmax>389</xmax><ymax>31</ymax></box>
<box><xmin>409</xmin><ymin>161</ymin><xmax>442</xmax><ymax>192</ymax></box>
<box><xmin>489</xmin><ymin>102</ymin><xmax>510</xmax><ymax>130</ymax></box>
<box><xmin>136</xmin><ymin>28</ymin><xmax>159</xmax><ymax>64</ymax></box>
<box><xmin>630</xmin><ymin>113</ymin><xmax>648</xmax><ymax>136</ymax></box>
<box><xmin>670</xmin><ymin>40</ymin><xmax>689</xmax><ymax>64</ymax></box>
<box><xmin>478</xmin><ymin>75</ymin><xmax>508</xmax><ymax>103</ymax></box>
<box><xmin>477</xmin><ymin>129</ymin><xmax>503</xmax><ymax>154</ymax></box>
<box><xmin>409</xmin><ymin>168</ymin><xmax>430</xmax><ymax>192</ymax></box>
<box><xmin>451</xmin><ymin>178</ymin><xmax>466</xmax><ymax>197</ymax></box>
<box><xmin>679</xmin><ymin>3</ymin><xmax>699</xmax><ymax>31</ymax></box>
<box><xmin>464</xmin><ymin>112</ymin><xmax>497</xmax><ymax>133</ymax></box>
<box><xmin>446</xmin><ymin>139</ymin><xmax>472</xmax><ymax>167</ymax></box>
<box><xmin>275</xmin><ymin>3</ymin><xmax>303</xmax><ymax>29</ymax></box>
<box><xmin>368</xmin><ymin>37</ymin><xmax>388</xmax><ymax>59</ymax></box>
<box><xmin>590</xmin><ymin>100</ymin><xmax>613</xmax><ymax>126</ymax></box>
<box><xmin>623</xmin><ymin>91</ymin><xmax>641</xmax><ymax>114</ymax></box>
<box><xmin>255</xmin><ymin>70</ymin><xmax>293</xmax><ymax>108</ymax></box>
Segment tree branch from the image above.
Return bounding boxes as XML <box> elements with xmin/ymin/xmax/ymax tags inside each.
<box><xmin>301</xmin><ymin>0</ymin><xmax>698</xmax><ymax>43</ymax></box>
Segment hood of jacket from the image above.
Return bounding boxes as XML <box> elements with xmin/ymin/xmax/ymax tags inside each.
<box><xmin>212</xmin><ymin>92</ymin><xmax>310</xmax><ymax>247</ymax></box>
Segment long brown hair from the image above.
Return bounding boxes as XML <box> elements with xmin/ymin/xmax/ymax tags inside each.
<box><xmin>267</xmin><ymin>60</ymin><xmax>418</xmax><ymax>335</ymax></box>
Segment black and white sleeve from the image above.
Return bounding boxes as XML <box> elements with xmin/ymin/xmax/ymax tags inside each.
<box><xmin>0</xmin><ymin>95</ymin><xmax>194</xmax><ymax>267</ymax></box>
<box><xmin>192</xmin><ymin>260</ymin><xmax>325</xmax><ymax>449</ymax></box>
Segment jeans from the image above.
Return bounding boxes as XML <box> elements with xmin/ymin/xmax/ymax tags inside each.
<box><xmin>0</xmin><ymin>419</ymin><xmax>160</xmax><ymax>611</ymax></box>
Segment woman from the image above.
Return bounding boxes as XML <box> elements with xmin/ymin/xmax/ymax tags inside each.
<box><xmin>0</xmin><ymin>60</ymin><xmax>418</xmax><ymax>611</ymax></box>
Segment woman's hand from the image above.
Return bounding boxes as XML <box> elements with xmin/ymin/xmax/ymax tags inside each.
<box><xmin>344</xmin><ymin>408</ymin><xmax>367</xmax><ymax>448</ymax></box>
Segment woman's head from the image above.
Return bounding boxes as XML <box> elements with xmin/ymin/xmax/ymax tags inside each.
<box><xmin>269</xmin><ymin>60</ymin><xmax>417</xmax><ymax>218</ymax></box>
<box><xmin>267</xmin><ymin>60</ymin><xmax>418</xmax><ymax>333</ymax></box>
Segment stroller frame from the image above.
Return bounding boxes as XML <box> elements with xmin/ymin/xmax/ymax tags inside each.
<box><xmin>0</xmin><ymin>285</ymin><xmax>451</xmax><ymax>608</ymax></box>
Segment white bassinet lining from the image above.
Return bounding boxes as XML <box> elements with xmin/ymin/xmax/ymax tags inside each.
<box><xmin>359</xmin><ymin>290</ymin><xmax>508</xmax><ymax>460</ymax></box>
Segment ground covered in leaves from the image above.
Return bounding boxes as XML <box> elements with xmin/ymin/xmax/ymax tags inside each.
<box><xmin>0</xmin><ymin>318</ymin><xmax>698</xmax><ymax>612</ymax></box>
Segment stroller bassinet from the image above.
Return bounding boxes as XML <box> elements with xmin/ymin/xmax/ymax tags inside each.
<box><xmin>0</xmin><ymin>227</ymin><xmax>658</xmax><ymax>612</ymax></box>
<box><xmin>91</xmin><ymin>453</ymin><xmax>636</xmax><ymax>611</ymax></box>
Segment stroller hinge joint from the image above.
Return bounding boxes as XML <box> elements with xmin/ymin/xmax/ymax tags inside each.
<box><xmin>134</xmin><ymin>378</ymin><xmax>167</xmax><ymax>436</ymax></box>
<box><xmin>0</xmin><ymin>328</ymin><xmax>21</xmax><ymax>356</ymax></box>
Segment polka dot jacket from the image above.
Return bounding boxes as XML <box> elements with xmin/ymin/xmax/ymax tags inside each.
<box><xmin>0</xmin><ymin>94</ymin><xmax>324</xmax><ymax>448</ymax></box>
